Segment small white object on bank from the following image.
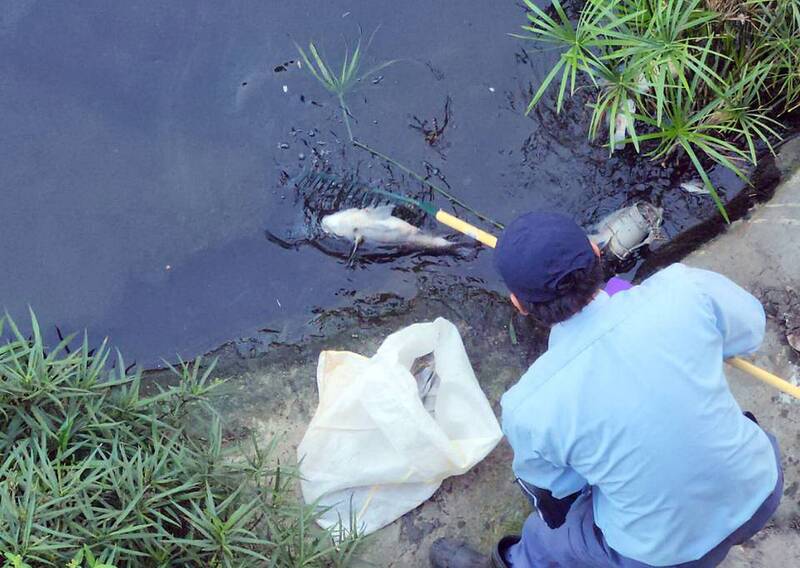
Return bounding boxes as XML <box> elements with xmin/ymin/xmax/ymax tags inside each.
<box><xmin>610</xmin><ymin>98</ymin><xmax>636</xmax><ymax>151</ymax></box>
<box><xmin>680</xmin><ymin>180</ymin><xmax>712</xmax><ymax>195</ymax></box>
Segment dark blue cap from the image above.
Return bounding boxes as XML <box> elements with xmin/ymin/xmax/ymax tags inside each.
<box><xmin>494</xmin><ymin>211</ymin><xmax>596</xmax><ymax>303</ymax></box>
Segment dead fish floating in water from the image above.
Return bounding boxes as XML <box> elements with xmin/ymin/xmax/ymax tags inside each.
<box><xmin>320</xmin><ymin>205</ymin><xmax>452</xmax><ymax>261</ymax></box>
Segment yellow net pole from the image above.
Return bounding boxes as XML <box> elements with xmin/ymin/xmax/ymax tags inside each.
<box><xmin>727</xmin><ymin>357</ymin><xmax>800</xmax><ymax>400</ymax></box>
<box><xmin>436</xmin><ymin>212</ymin><xmax>796</xmax><ymax>400</ymax></box>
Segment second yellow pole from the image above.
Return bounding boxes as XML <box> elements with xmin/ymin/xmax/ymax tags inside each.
<box><xmin>430</xmin><ymin>209</ymin><xmax>800</xmax><ymax>401</ymax></box>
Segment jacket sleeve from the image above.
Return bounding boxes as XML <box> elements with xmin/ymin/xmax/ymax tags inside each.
<box><xmin>513</xmin><ymin>449</ymin><xmax>588</xmax><ymax>499</ymax></box>
<box><xmin>503</xmin><ymin>396</ymin><xmax>588</xmax><ymax>528</ymax></box>
<box><xmin>686</xmin><ymin>266</ymin><xmax>766</xmax><ymax>357</ymax></box>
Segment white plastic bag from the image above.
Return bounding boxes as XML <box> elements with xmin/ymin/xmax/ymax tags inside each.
<box><xmin>297</xmin><ymin>317</ymin><xmax>502</xmax><ymax>535</ymax></box>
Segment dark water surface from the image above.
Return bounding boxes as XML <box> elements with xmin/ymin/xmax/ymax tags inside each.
<box><xmin>0</xmin><ymin>1</ymin><xmax>746</xmax><ymax>367</ymax></box>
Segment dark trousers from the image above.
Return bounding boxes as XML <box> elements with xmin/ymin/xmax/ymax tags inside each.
<box><xmin>507</xmin><ymin>432</ymin><xmax>783</xmax><ymax>567</ymax></box>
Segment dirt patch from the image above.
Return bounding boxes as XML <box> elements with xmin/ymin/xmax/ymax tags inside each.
<box><xmin>759</xmin><ymin>286</ymin><xmax>800</xmax><ymax>357</ymax></box>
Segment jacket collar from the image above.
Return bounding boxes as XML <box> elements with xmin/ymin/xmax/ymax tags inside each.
<box><xmin>548</xmin><ymin>290</ymin><xmax>609</xmax><ymax>347</ymax></box>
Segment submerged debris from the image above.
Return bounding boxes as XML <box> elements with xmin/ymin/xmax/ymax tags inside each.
<box><xmin>680</xmin><ymin>180</ymin><xmax>712</xmax><ymax>195</ymax></box>
<box><xmin>410</xmin><ymin>96</ymin><xmax>452</xmax><ymax>146</ymax></box>
<box><xmin>589</xmin><ymin>202</ymin><xmax>664</xmax><ymax>260</ymax></box>
<box><xmin>273</xmin><ymin>59</ymin><xmax>296</xmax><ymax>73</ymax></box>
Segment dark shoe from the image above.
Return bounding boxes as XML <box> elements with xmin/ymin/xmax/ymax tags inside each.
<box><xmin>429</xmin><ymin>537</ymin><xmax>491</xmax><ymax>567</ymax></box>
<box><xmin>491</xmin><ymin>535</ymin><xmax>520</xmax><ymax>568</ymax></box>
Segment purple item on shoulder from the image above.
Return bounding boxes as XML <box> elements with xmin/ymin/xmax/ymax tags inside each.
<box><xmin>605</xmin><ymin>276</ymin><xmax>633</xmax><ymax>297</ymax></box>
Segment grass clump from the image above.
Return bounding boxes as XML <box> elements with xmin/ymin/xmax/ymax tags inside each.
<box><xmin>0</xmin><ymin>312</ymin><xmax>360</xmax><ymax>567</ymax></box>
<box><xmin>517</xmin><ymin>0</ymin><xmax>800</xmax><ymax>221</ymax></box>
<box><xmin>295</xmin><ymin>32</ymin><xmax>397</xmax><ymax>142</ymax></box>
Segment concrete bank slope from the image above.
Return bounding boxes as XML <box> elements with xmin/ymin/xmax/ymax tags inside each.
<box><xmin>685</xmin><ymin>138</ymin><xmax>800</xmax><ymax>567</ymax></box>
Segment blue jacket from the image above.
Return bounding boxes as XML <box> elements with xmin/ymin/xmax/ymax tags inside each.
<box><xmin>501</xmin><ymin>264</ymin><xmax>778</xmax><ymax>565</ymax></box>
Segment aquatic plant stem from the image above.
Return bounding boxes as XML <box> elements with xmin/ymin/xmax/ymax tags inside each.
<box><xmin>338</xmin><ymin>94</ymin><xmax>355</xmax><ymax>143</ymax></box>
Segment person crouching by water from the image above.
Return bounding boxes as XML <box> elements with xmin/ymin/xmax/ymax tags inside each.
<box><xmin>430</xmin><ymin>212</ymin><xmax>782</xmax><ymax>568</ymax></box>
